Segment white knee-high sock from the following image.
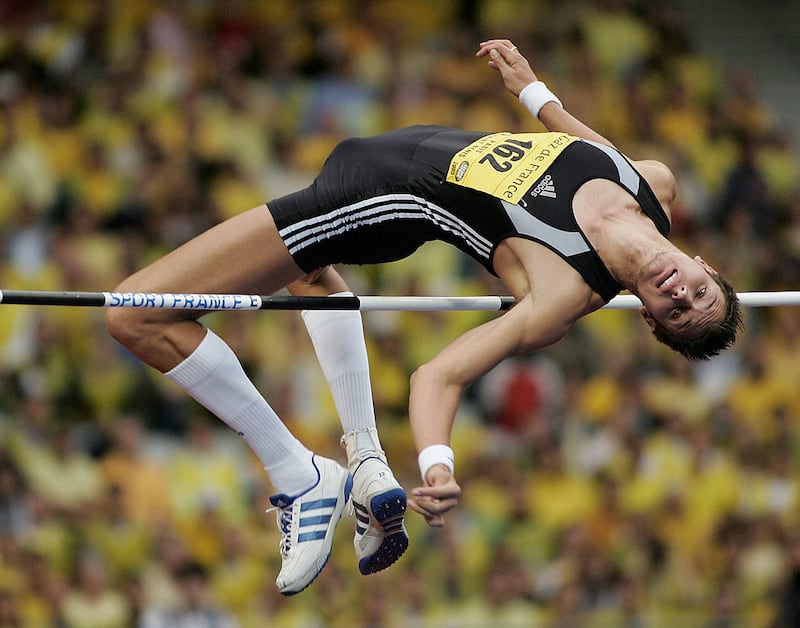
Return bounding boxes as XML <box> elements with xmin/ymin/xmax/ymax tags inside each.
<box><xmin>301</xmin><ymin>293</ymin><xmax>385</xmax><ymax>463</ymax></box>
<box><xmin>165</xmin><ymin>328</ymin><xmax>316</xmax><ymax>496</ymax></box>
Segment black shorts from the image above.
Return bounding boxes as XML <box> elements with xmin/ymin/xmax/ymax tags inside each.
<box><xmin>267</xmin><ymin>125</ymin><xmax>500</xmax><ymax>273</ymax></box>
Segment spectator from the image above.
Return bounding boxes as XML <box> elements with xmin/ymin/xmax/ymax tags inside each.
<box><xmin>140</xmin><ymin>560</ymin><xmax>239</xmax><ymax>628</ymax></box>
<box><xmin>60</xmin><ymin>550</ymin><xmax>130</xmax><ymax>628</ymax></box>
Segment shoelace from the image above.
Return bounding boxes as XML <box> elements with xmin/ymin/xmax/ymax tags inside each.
<box><xmin>265</xmin><ymin>504</ymin><xmax>294</xmax><ymax>557</ymax></box>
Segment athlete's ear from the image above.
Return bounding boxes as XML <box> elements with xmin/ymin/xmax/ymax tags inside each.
<box><xmin>640</xmin><ymin>307</ymin><xmax>657</xmax><ymax>331</ymax></box>
<box><xmin>694</xmin><ymin>255</ymin><xmax>718</xmax><ymax>275</ymax></box>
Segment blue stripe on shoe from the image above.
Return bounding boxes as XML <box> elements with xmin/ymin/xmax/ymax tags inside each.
<box><xmin>300</xmin><ymin>514</ymin><xmax>333</xmax><ymax>526</ymax></box>
<box><xmin>298</xmin><ymin>530</ymin><xmax>327</xmax><ymax>543</ymax></box>
<box><xmin>300</xmin><ymin>497</ymin><xmax>339</xmax><ymax>511</ymax></box>
<box><xmin>294</xmin><ymin>496</ymin><xmax>341</xmax><ymax>544</ymax></box>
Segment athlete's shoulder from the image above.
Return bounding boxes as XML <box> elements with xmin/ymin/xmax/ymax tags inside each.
<box><xmin>632</xmin><ymin>159</ymin><xmax>677</xmax><ymax>217</ymax></box>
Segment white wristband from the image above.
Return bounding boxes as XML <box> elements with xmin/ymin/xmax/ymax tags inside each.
<box><xmin>418</xmin><ymin>444</ymin><xmax>455</xmax><ymax>482</ymax></box>
<box><xmin>518</xmin><ymin>81</ymin><xmax>563</xmax><ymax>120</ymax></box>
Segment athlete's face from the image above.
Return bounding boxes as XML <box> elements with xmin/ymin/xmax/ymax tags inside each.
<box><xmin>638</xmin><ymin>253</ymin><xmax>726</xmax><ymax>339</ymax></box>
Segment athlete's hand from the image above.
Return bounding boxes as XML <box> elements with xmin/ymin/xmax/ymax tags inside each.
<box><xmin>476</xmin><ymin>39</ymin><xmax>538</xmax><ymax>97</ymax></box>
<box><xmin>409</xmin><ymin>464</ymin><xmax>461</xmax><ymax>527</ymax></box>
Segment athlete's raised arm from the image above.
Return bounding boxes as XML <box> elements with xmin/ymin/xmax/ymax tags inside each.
<box><xmin>476</xmin><ymin>39</ymin><xmax>615</xmax><ymax>148</ymax></box>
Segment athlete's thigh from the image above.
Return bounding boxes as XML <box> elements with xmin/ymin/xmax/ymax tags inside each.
<box><xmin>119</xmin><ymin>205</ymin><xmax>304</xmax><ymax>297</ymax></box>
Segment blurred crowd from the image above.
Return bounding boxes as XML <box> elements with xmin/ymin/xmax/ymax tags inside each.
<box><xmin>1</xmin><ymin>0</ymin><xmax>800</xmax><ymax>626</ymax></box>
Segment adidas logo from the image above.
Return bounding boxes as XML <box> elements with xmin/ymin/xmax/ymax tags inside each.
<box><xmin>530</xmin><ymin>174</ymin><xmax>557</xmax><ymax>198</ymax></box>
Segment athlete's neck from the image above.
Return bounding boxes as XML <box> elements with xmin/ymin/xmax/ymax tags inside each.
<box><xmin>593</xmin><ymin>211</ymin><xmax>673</xmax><ymax>290</ymax></box>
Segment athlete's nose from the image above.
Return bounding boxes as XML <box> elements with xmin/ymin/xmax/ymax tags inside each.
<box><xmin>671</xmin><ymin>284</ymin><xmax>688</xmax><ymax>301</ymax></box>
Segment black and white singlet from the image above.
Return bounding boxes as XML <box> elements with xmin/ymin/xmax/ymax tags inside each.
<box><xmin>267</xmin><ymin>125</ymin><xmax>670</xmax><ymax>302</ymax></box>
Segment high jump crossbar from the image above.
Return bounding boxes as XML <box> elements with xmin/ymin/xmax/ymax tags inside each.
<box><xmin>0</xmin><ymin>290</ymin><xmax>799</xmax><ymax>311</ymax></box>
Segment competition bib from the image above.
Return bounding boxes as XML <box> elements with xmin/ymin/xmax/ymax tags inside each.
<box><xmin>446</xmin><ymin>132</ymin><xmax>578</xmax><ymax>204</ymax></box>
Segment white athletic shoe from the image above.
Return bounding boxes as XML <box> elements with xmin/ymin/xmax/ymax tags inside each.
<box><xmin>350</xmin><ymin>455</ymin><xmax>409</xmax><ymax>575</ymax></box>
<box><xmin>268</xmin><ymin>455</ymin><xmax>352</xmax><ymax>595</ymax></box>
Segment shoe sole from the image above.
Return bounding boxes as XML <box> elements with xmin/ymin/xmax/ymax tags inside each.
<box><xmin>280</xmin><ymin>472</ymin><xmax>353</xmax><ymax>596</ymax></box>
<box><xmin>357</xmin><ymin>487</ymin><xmax>409</xmax><ymax>575</ymax></box>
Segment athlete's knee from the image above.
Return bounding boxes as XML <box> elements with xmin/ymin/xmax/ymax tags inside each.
<box><xmin>105</xmin><ymin>300</ymin><xmax>142</xmax><ymax>349</ymax></box>
<box><xmin>105</xmin><ymin>278</ymin><xmax>159</xmax><ymax>349</ymax></box>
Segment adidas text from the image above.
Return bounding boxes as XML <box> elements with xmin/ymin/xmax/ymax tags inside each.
<box><xmin>530</xmin><ymin>174</ymin><xmax>556</xmax><ymax>198</ymax></box>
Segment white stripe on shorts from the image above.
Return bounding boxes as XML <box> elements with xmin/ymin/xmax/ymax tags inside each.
<box><xmin>279</xmin><ymin>193</ymin><xmax>493</xmax><ymax>260</ymax></box>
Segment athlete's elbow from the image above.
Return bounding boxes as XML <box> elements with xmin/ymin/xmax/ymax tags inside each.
<box><xmin>514</xmin><ymin>325</ymin><xmax>568</xmax><ymax>356</ymax></box>
<box><xmin>410</xmin><ymin>361</ymin><xmax>465</xmax><ymax>398</ymax></box>
<box><xmin>410</xmin><ymin>362</ymin><xmax>442</xmax><ymax>390</ymax></box>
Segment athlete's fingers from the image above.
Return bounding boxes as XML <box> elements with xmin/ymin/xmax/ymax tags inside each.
<box><xmin>489</xmin><ymin>47</ymin><xmax>511</xmax><ymax>68</ymax></box>
<box><xmin>408</xmin><ymin>498</ymin><xmax>447</xmax><ymax>527</ymax></box>
<box><xmin>411</xmin><ymin>484</ymin><xmax>459</xmax><ymax>522</ymax></box>
<box><xmin>476</xmin><ymin>39</ymin><xmax>516</xmax><ymax>57</ymax></box>
<box><xmin>477</xmin><ymin>41</ymin><xmax>520</xmax><ymax>74</ymax></box>
<box><xmin>478</xmin><ymin>40</ymin><xmax>538</xmax><ymax>96</ymax></box>
<box><xmin>477</xmin><ymin>40</ymin><xmax>516</xmax><ymax>56</ymax></box>
<box><xmin>415</xmin><ymin>467</ymin><xmax>460</xmax><ymax>497</ymax></box>
<box><xmin>412</xmin><ymin>482</ymin><xmax>459</xmax><ymax>501</ymax></box>
<box><xmin>409</xmin><ymin>468</ymin><xmax>460</xmax><ymax>526</ymax></box>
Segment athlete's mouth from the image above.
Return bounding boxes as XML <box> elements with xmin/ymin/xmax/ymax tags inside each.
<box><xmin>657</xmin><ymin>269</ymin><xmax>677</xmax><ymax>290</ymax></box>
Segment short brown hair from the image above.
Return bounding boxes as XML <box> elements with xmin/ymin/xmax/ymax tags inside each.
<box><xmin>650</xmin><ymin>272</ymin><xmax>743</xmax><ymax>361</ymax></box>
